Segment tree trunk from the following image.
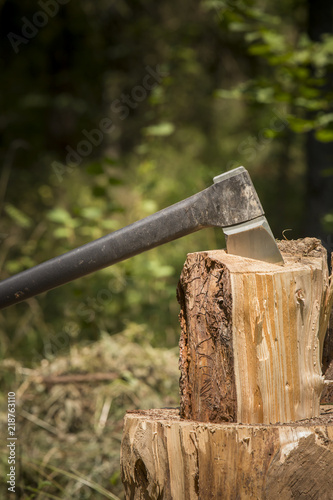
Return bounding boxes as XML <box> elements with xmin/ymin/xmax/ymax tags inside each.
<box><xmin>121</xmin><ymin>408</ymin><xmax>333</xmax><ymax>500</ymax></box>
<box><xmin>305</xmin><ymin>0</ymin><xmax>333</xmax><ymax>241</ymax></box>
<box><xmin>177</xmin><ymin>239</ymin><xmax>332</xmax><ymax>424</ymax></box>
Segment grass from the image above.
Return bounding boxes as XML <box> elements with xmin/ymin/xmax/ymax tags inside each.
<box><xmin>0</xmin><ymin>323</ymin><xmax>180</xmax><ymax>499</ymax></box>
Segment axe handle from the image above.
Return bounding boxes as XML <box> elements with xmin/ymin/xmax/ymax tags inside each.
<box><xmin>0</xmin><ymin>192</ymin><xmax>207</xmax><ymax>309</ymax></box>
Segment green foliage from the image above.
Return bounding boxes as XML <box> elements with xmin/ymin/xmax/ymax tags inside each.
<box><xmin>4</xmin><ymin>203</ymin><xmax>32</xmax><ymax>229</ymax></box>
<box><xmin>144</xmin><ymin>122</ymin><xmax>175</xmax><ymax>137</ymax></box>
<box><xmin>208</xmin><ymin>0</ymin><xmax>333</xmax><ymax>140</ymax></box>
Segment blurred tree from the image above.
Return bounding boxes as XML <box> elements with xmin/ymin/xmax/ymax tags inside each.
<box><xmin>210</xmin><ymin>0</ymin><xmax>333</xmax><ymax>242</ymax></box>
<box><xmin>306</xmin><ymin>0</ymin><xmax>333</xmax><ymax>243</ymax></box>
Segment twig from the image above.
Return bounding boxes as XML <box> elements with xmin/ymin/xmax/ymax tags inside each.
<box><xmin>35</xmin><ymin>372</ymin><xmax>118</xmax><ymax>385</ymax></box>
<box><xmin>20</xmin><ymin>409</ymin><xmax>62</xmax><ymax>437</ymax></box>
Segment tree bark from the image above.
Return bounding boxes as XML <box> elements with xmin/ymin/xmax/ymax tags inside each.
<box><xmin>321</xmin><ymin>309</ymin><xmax>333</xmax><ymax>403</ymax></box>
<box><xmin>177</xmin><ymin>238</ymin><xmax>332</xmax><ymax>424</ymax></box>
<box><xmin>121</xmin><ymin>408</ymin><xmax>333</xmax><ymax>500</ymax></box>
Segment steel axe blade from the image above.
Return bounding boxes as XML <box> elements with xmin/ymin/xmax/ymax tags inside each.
<box><xmin>214</xmin><ymin>168</ymin><xmax>284</xmax><ymax>265</ymax></box>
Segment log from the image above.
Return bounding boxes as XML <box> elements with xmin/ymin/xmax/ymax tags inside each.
<box><xmin>177</xmin><ymin>239</ymin><xmax>333</xmax><ymax>424</ymax></box>
<box><xmin>121</xmin><ymin>408</ymin><xmax>333</xmax><ymax>500</ymax></box>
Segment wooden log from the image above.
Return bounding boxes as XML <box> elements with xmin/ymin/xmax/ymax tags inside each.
<box><xmin>121</xmin><ymin>239</ymin><xmax>333</xmax><ymax>497</ymax></box>
<box><xmin>121</xmin><ymin>408</ymin><xmax>333</xmax><ymax>500</ymax></box>
<box><xmin>177</xmin><ymin>239</ymin><xmax>333</xmax><ymax>424</ymax></box>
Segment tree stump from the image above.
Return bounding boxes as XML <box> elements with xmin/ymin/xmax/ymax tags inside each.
<box><xmin>121</xmin><ymin>408</ymin><xmax>333</xmax><ymax>500</ymax></box>
<box><xmin>121</xmin><ymin>238</ymin><xmax>333</xmax><ymax>499</ymax></box>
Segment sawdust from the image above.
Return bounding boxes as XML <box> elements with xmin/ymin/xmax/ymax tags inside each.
<box><xmin>277</xmin><ymin>237</ymin><xmax>324</xmax><ymax>259</ymax></box>
<box><xmin>126</xmin><ymin>406</ymin><xmax>333</xmax><ymax>427</ymax></box>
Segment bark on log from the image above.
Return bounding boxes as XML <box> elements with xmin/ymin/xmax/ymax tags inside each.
<box><xmin>321</xmin><ymin>308</ymin><xmax>333</xmax><ymax>404</ymax></box>
<box><xmin>177</xmin><ymin>238</ymin><xmax>333</xmax><ymax>424</ymax></box>
<box><xmin>121</xmin><ymin>408</ymin><xmax>333</xmax><ymax>500</ymax></box>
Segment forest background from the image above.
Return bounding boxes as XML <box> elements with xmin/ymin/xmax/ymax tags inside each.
<box><xmin>0</xmin><ymin>0</ymin><xmax>332</xmax><ymax>498</ymax></box>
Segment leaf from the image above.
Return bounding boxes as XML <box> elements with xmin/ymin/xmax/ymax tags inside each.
<box><xmin>81</xmin><ymin>207</ymin><xmax>103</xmax><ymax>219</ymax></box>
<box><xmin>288</xmin><ymin>116</ymin><xmax>314</xmax><ymax>133</ymax></box>
<box><xmin>53</xmin><ymin>227</ymin><xmax>73</xmax><ymax>239</ymax></box>
<box><xmin>100</xmin><ymin>219</ymin><xmax>120</xmax><ymax>231</ymax></box>
<box><xmin>315</xmin><ymin>129</ymin><xmax>333</xmax><ymax>142</ymax></box>
<box><xmin>144</xmin><ymin>122</ymin><xmax>175</xmax><ymax>136</ymax></box>
<box><xmin>312</xmin><ymin>46</ymin><xmax>331</xmax><ymax>68</ymax></box>
<box><xmin>4</xmin><ymin>203</ymin><xmax>32</xmax><ymax>229</ymax></box>
<box><xmin>261</xmin><ymin>30</ymin><xmax>287</xmax><ymax>53</ymax></box>
<box><xmin>298</xmin><ymin>86</ymin><xmax>320</xmax><ymax>99</ymax></box>
<box><xmin>248</xmin><ymin>44</ymin><xmax>271</xmax><ymax>56</ymax></box>
<box><xmin>108</xmin><ymin>176</ymin><xmax>123</xmax><ymax>185</ymax></box>
<box><xmin>229</xmin><ymin>22</ymin><xmax>251</xmax><ymax>32</ymax></box>
<box><xmin>147</xmin><ymin>259</ymin><xmax>174</xmax><ymax>278</ymax></box>
<box><xmin>263</xmin><ymin>129</ymin><xmax>280</xmax><ymax>139</ymax></box>
<box><xmin>293</xmin><ymin>67</ymin><xmax>310</xmax><ymax>80</ymax></box>
<box><xmin>86</xmin><ymin>162</ymin><xmax>104</xmax><ymax>175</ymax></box>
<box><xmin>149</xmin><ymin>86</ymin><xmax>165</xmax><ymax>105</ymax></box>
<box><xmin>315</xmin><ymin>113</ymin><xmax>333</xmax><ymax>127</ymax></box>
<box><xmin>255</xmin><ymin>87</ymin><xmax>274</xmax><ymax>103</ymax></box>
<box><xmin>245</xmin><ymin>32</ymin><xmax>262</xmax><ymax>43</ymax></box>
<box><xmin>294</xmin><ymin>97</ymin><xmax>327</xmax><ymax>111</ymax></box>
<box><xmin>47</xmin><ymin>208</ymin><xmax>72</xmax><ymax>224</ymax></box>
<box><xmin>5</xmin><ymin>256</ymin><xmax>36</xmax><ymax>273</ymax></box>
<box><xmin>142</xmin><ymin>200</ymin><xmax>158</xmax><ymax>214</ymax></box>
<box><xmin>244</xmin><ymin>6</ymin><xmax>280</xmax><ymax>25</ymax></box>
<box><xmin>214</xmin><ymin>88</ymin><xmax>244</xmax><ymax>99</ymax></box>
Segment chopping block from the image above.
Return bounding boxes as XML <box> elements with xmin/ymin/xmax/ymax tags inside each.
<box><xmin>121</xmin><ymin>239</ymin><xmax>333</xmax><ymax>499</ymax></box>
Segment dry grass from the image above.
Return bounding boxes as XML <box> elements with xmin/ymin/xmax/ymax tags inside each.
<box><xmin>0</xmin><ymin>324</ymin><xmax>180</xmax><ymax>499</ymax></box>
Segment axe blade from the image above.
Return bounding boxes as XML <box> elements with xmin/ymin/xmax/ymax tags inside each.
<box><xmin>223</xmin><ymin>215</ymin><xmax>284</xmax><ymax>265</ymax></box>
<box><xmin>214</xmin><ymin>169</ymin><xmax>284</xmax><ymax>265</ymax></box>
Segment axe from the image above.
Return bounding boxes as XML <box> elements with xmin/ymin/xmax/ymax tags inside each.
<box><xmin>0</xmin><ymin>166</ymin><xmax>283</xmax><ymax>310</ymax></box>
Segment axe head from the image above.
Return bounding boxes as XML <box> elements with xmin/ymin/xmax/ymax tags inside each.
<box><xmin>214</xmin><ymin>168</ymin><xmax>284</xmax><ymax>265</ymax></box>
